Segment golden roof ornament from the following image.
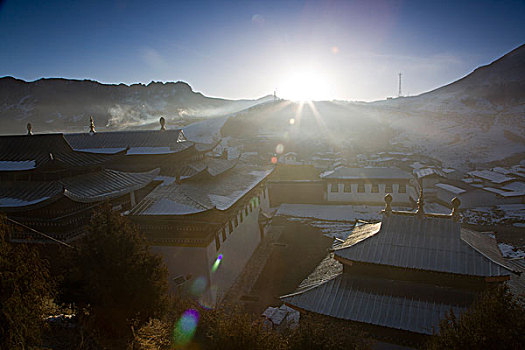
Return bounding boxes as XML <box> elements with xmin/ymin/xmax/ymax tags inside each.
<box><xmin>26</xmin><ymin>122</ymin><xmax>32</xmax><ymax>135</ymax></box>
<box><xmin>89</xmin><ymin>116</ymin><xmax>96</xmax><ymax>134</ymax></box>
<box><xmin>451</xmin><ymin>197</ymin><xmax>461</xmax><ymax>221</ymax></box>
<box><xmin>416</xmin><ymin>188</ymin><xmax>425</xmax><ymax>216</ymax></box>
<box><xmin>384</xmin><ymin>193</ymin><xmax>393</xmax><ymax>216</ymax></box>
<box><xmin>160</xmin><ymin>117</ymin><xmax>166</xmax><ymax>131</ymax></box>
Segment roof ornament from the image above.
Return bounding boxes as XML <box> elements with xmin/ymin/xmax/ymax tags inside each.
<box><xmin>160</xmin><ymin>117</ymin><xmax>166</xmax><ymax>131</ymax></box>
<box><xmin>451</xmin><ymin>197</ymin><xmax>461</xmax><ymax>221</ymax></box>
<box><xmin>89</xmin><ymin>116</ymin><xmax>96</xmax><ymax>134</ymax></box>
<box><xmin>26</xmin><ymin>122</ymin><xmax>32</xmax><ymax>135</ymax></box>
<box><xmin>384</xmin><ymin>193</ymin><xmax>393</xmax><ymax>216</ymax></box>
<box><xmin>416</xmin><ymin>188</ymin><xmax>425</xmax><ymax>216</ymax></box>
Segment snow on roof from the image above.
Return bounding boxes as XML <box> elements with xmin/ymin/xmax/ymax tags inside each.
<box><xmin>468</xmin><ymin>170</ymin><xmax>515</xmax><ymax>184</ymax></box>
<box><xmin>0</xmin><ymin>196</ymin><xmax>50</xmax><ymax>208</ymax></box>
<box><xmin>130</xmin><ymin>165</ymin><xmax>273</xmax><ymax>216</ymax></box>
<box><xmin>415</xmin><ymin>168</ymin><xmax>445</xmax><ymax>179</ymax></box>
<box><xmin>492</xmin><ymin>167</ymin><xmax>512</xmax><ymax>175</ymax></box>
<box><xmin>126</xmin><ymin>147</ymin><xmax>174</xmax><ymax>155</ymax></box>
<box><xmin>0</xmin><ymin>160</ymin><xmax>36</xmax><ymax>171</ymax></box>
<box><xmin>502</xmin><ymin>182</ymin><xmax>525</xmax><ymax>192</ymax></box>
<box><xmin>441</xmin><ymin>168</ymin><xmax>456</xmax><ymax>174</ymax></box>
<box><xmin>75</xmin><ymin>147</ymin><xmax>127</xmax><ymax>154</ymax></box>
<box><xmin>435</xmin><ymin>183</ymin><xmax>467</xmax><ymax>194</ymax></box>
<box><xmin>321</xmin><ymin>167</ymin><xmax>412</xmax><ymax>180</ymax></box>
<box><xmin>482</xmin><ymin>187</ymin><xmax>525</xmax><ymax>198</ymax></box>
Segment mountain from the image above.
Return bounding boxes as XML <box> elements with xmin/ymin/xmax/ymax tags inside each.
<box><xmin>370</xmin><ymin>43</ymin><xmax>525</xmax><ymax>169</ymax></box>
<box><xmin>0</xmin><ymin>77</ymin><xmax>273</xmax><ymax>134</ymax></box>
<box><xmin>222</xmin><ymin>44</ymin><xmax>525</xmax><ymax>170</ymax></box>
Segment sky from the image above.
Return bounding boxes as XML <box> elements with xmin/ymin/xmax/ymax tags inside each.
<box><xmin>1</xmin><ymin>0</ymin><xmax>524</xmax><ymax>101</ymax></box>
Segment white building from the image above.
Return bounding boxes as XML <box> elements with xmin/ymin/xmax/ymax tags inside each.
<box><xmin>321</xmin><ymin>167</ymin><xmax>417</xmax><ymax>205</ymax></box>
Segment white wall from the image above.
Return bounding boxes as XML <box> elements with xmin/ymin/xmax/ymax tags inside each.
<box><xmin>152</xmin><ymin>185</ymin><xmax>269</xmax><ymax>306</ymax></box>
<box><xmin>326</xmin><ymin>182</ymin><xmax>414</xmax><ymax>205</ymax></box>
<box><xmin>206</xmin><ymin>195</ymin><xmax>263</xmax><ymax>303</ymax></box>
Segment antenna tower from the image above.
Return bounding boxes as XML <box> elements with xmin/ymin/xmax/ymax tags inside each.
<box><xmin>398</xmin><ymin>73</ymin><xmax>402</xmax><ymax>97</ymax></box>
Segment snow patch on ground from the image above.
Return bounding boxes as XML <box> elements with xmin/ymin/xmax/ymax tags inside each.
<box><xmin>462</xmin><ymin>204</ymin><xmax>525</xmax><ymax>226</ymax></box>
<box><xmin>498</xmin><ymin>242</ymin><xmax>525</xmax><ymax>259</ymax></box>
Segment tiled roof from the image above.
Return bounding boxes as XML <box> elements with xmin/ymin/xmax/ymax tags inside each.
<box><xmin>281</xmin><ymin>266</ymin><xmax>472</xmax><ymax>335</ymax></box>
<box><xmin>0</xmin><ymin>134</ymin><xmax>121</xmax><ymax>170</ymax></box>
<box><xmin>333</xmin><ymin>214</ymin><xmax>512</xmax><ymax>277</ymax></box>
<box><xmin>321</xmin><ymin>167</ymin><xmax>413</xmax><ymax>180</ymax></box>
<box><xmin>65</xmin><ymin>129</ymin><xmax>192</xmax><ymax>155</ymax></box>
<box><xmin>129</xmin><ymin>165</ymin><xmax>273</xmax><ymax>216</ymax></box>
<box><xmin>0</xmin><ymin>169</ymin><xmax>159</xmax><ymax>210</ymax></box>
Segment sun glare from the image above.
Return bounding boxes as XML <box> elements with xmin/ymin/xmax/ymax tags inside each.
<box><xmin>279</xmin><ymin>68</ymin><xmax>332</xmax><ymax>101</ymax></box>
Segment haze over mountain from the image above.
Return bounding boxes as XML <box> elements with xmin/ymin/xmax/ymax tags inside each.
<box><xmin>0</xmin><ymin>77</ymin><xmax>273</xmax><ymax>134</ymax></box>
<box><xmin>1</xmin><ymin>44</ymin><xmax>523</xmax><ymax>170</ymax></box>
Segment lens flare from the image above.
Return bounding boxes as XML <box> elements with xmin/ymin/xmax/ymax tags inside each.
<box><xmin>289</xmin><ymin>118</ymin><xmax>295</xmax><ymax>125</ymax></box>
<box><xmin>173</xmin><ymin>309</ymin><xmax>199</xmax><ymax>347</ymax></box>
<box><xmin>275</xmin><ymin>144</ymin><xmax>284</xmax><ymax>154</ymax></box>
<box><xmin>271</xmin><ymin>156</ymin><xmax>277</xmax><ymax>164</ymax></box>
<box><xmin>211</xmin><ymin>254</ymin><xmax>223</xmax><ymax>273</ymax></box>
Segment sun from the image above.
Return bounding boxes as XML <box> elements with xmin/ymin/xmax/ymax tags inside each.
<box><xmin>279</xmin><ymin>67</ymin><xmax>332</xmax><ymax>101</ymax></box>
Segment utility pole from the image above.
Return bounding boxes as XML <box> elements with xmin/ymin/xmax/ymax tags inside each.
<box><xmin>398</xmin><ymin>73</ymin><xmax>402</xmax><ymax>97</ymax></box>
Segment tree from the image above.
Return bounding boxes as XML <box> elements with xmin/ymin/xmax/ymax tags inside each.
<box><xmin>427</xmin><ymin>285</ymin><xmax>525</xmax><ymax>350</ymax></box>
<box><xmin>67</xmin><ymin>204</ymin><xmax>168</xmax><ymax>343</ymax></box>
<box><xmin>0</xmin><ymin>216</ymin><xmax>52</xmax><ymax>349</ymax></box>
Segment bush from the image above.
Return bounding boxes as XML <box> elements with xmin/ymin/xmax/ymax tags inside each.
<box><xmin>427</xmin><ymin>285</ymin><xmax>525</xmax><ymax>350</ymax></box>
<box><xmin>0</xmin><ymin>216</ymin><xmax>52</xmax><ymax>349</ymax></box>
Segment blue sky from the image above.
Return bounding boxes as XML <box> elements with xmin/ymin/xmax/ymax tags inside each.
<box><xmin>1</xmin><ymin>0</ymin><xmax>524</xmax><ymax>101</ymax></box>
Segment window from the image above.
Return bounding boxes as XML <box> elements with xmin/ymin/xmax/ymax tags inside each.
<box><xmin>215</xmin><ymin>234</ymin><xmax>220</xmax><ymax>251</ymax></box>
<box><xmin>398</xmin><ymin>184</ymin><xmax>406</xmax><ymax>193</ymax></box>
<box><xmin>229</xmin><ymin>220</ymin><xmax>233</xmax><ymax>233</ymax></box>
<box><xmin>234</xmin><ymin>216</ymin><xmax>239</xmax><ymax>227</ymax></box>
<box><xmin>385</xmin><ymin>183</ymin><xmax>393</xmax><ymax>193</ymax></box>
<box><xmin>371</xmin><ymin>183</ymin><xmax>379</xmax><ymax>193</ymax></box>
<box><xmin>221</xmin><ymin>227</ymin><xmax>227</xmax><ymax>241</ymax></box>
<box><xmin>240</xmin><ymin>211</ymin><xmax>243</xmax><ymax>223</ymax></box>
<box><xmin>330</xmin><ymin>183</ymin><xmax>339</xmax><ymax>192</ymax></box>
<box><xmin>344</xmin><ymin>183</ymin><xmax>352</xmax><ymax>192</ymax></box>
<box><xmin>357</xmin><ymin>183</ymin><xmax>365</xmax><ymax>193</ymax></box>
<box><xmin>245</xmin><ymin>207</ymin><xmax>249</xmax><ymax>216</ymax></box>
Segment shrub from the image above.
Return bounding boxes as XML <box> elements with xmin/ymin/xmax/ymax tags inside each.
<box><xmin>427</xmin><ymin>285</ymin><xmax>525</xmax><ymax>350</ymax></box>
<box><xmin>0</xmin><ymin>216</ymin><xmax>52</xmax><ymax>349</ymax></box>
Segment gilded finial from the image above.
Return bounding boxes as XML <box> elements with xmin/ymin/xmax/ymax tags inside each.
<box><xmin>26</xmin><ymin>122</ymin><xmax>32</xmax><ymax>135</ymax></box>
<box><xmin>384</xmin><ymin>193</ymin><xmax>392</xmax><ymax>215</ymax></box>
<box><xmin>160</xmin><ymin>117</ymin><xmax>166</xmax><ymax>131</ymax></box>
<box><xmin>451</xmin><ymin>197</ymin><xmax>461</xmax><ymax>221</ymax></box>
<box><xmin>89</xmin><ymin>116</ymin><xmax>96</xmax><ymax>134</ymax></box>
<box><xmin>416</xmin><ymin>188</ymin><xmax>424</xmax><ymax>216</ymax></box>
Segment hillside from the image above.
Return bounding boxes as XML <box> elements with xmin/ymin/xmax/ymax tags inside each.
<box><xmin>0</xmin><ymin>77</ymin><xmax>272</xmax><ymax>134</ymax></box>
<box><xmin>221</xmin><ymin>44</ymin><xmax>524</xmax><ymax>170</ymax></box>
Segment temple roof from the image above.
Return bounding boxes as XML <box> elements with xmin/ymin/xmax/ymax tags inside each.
<box><xmin>65</xmin><ymin>129</ymin><xmax>192</xmax><ymax>155</ymax></box>
<box><xmin>0</xmin><ymin>168</ymin><xmax>159</xmax><ymax>211</ymax></box>
<box><xmin>333</xmin><ymin>214</ymin><xmax>513</xmax><ymax>277</ymax></box>
<box><xmin>129</xmin><ymin>165</ymin><xmax>272</xmax><ymax>216</ymax></box>
<box><xmin>0</xmin><ymin>134</ymin><xmax>122</xmax><ymax>171</ymax></box>
<box><xmin>281</xmin><ymin>254</ymin><xmax>473</xmax><ymax>335</ymax></box>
